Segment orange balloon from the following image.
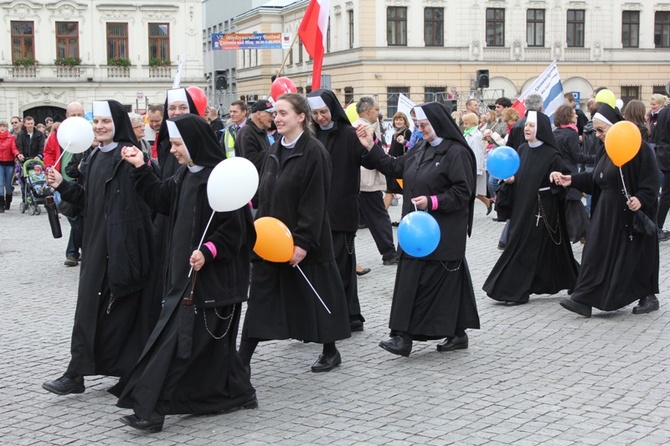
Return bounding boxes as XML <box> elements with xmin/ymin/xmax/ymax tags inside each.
<box><xmin>396</xmin><ymin>179</ymin><xmax>403</xmax><ymax>189</ymax></box>
<box><xmin>253</xmin><ymin>217</ymin><xmax>294</xmax><ymax>262</ymax></box>
<box><xmin>604</xmin><ymin>121</ymin><xmax>641</xmax><ymax>167</ymax></box>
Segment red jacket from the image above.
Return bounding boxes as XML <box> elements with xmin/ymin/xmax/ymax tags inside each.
<box><xmin>0</xmin><ymin>131</ymin><xmax>19</xmax><ymax>163</ymax></box>
<box><xmin>42</xmin><ymin>130</ymin><xmax>62</xmax><ymax>170</ymax></box>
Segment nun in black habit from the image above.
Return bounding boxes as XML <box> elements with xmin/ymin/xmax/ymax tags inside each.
<box><xmin>554</xmin><ymin>104</ymin><xmax>660</xmax><ymax>317</ymax></box>
<box><xmin>145</xmin><ymin>88</ymin><xmax>202</xmax><ymax>328</ymax></box>
<box><xmin>483</xmin><ymin>111</ymin><xmax>579</xmax><ymax>305</ymax></box>
<box><xmin>42</xmin><ymin>100</ymin><xmax>155</xmax><ymax>395</ymax></box>
<box><xmin>305</xmin><ymin>89</ymin><xmax>381</xmax><ymax>332</ymax></box>
<box><xmin>115</xmin><ymin>114</ymin><xmax>256</xmax><ymax>432</ymax></box>
<box><xmin>357</xmin><ymin>102</ymin><xmax>480</xmax><ymax>356</ymax></box>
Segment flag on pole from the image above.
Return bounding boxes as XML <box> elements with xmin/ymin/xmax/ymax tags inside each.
<box><xmin>512</xmin><ymin>61</ymin><xmax>564</xmax><ymax>122</ymax></box>
<box><xmin>298</xmin><ymin>0</ymin><xmax>330</xmax><ymax>90</ymax></box>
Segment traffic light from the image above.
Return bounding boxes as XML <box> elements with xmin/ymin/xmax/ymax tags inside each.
<box><xmin>476</xmin><ymin>69</ymin><xmax>489</xmax><ymax>89</ymax></box>
<box><xmin>215</xmin><ymin>71</ymin><xmax>228</xmax><ymax>90</ymax></box>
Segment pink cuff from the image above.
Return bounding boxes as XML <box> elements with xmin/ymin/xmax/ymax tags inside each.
<box><xmin>430</xmin><ymin>195</ymin><xmax>439</xmax><ymax>211</ymax></box>
<box><xmin>203</xmin><ymin>242</ymin><xmax>217</xmax><ymax>259</ymax></box>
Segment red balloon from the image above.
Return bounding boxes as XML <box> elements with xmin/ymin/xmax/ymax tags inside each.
<box><xmin>270</xmin><ymin>77</ymin><xmax>297</xmax><ymax>101</ymax></box>
<box><xmin>186</xmin><ymin>86</ymin><xmax>208</xmax><ymax>117</ymax></box>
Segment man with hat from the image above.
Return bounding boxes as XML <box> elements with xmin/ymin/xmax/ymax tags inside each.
<box><xmin>237</xmin><ymin>99</ymin><xmax>275</xmax><ymax>209</ymax></box>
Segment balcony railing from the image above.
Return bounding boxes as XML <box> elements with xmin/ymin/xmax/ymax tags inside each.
<box><xmin>482</xmin><ymin>47</ymin><xmax>510</xmax><ymax>61</ymax></box>
<box><xmin>54</xmin><ymin>66</ymin><xmax>82</xmax><ymax>78</ymax></box>
<box><xmin>10</xmin><ymin>66</ymin><xmax>38</xmax><ymax>78</ymax></box>
<box><xmin>106</xmin><ymin>65</ymin><xmax>131</xmax><ymax>78</ymax></box>
<box><xmin>148</xmin><ymin>66</ymin><xmax>172</xmax><ymax>78</ymax></box>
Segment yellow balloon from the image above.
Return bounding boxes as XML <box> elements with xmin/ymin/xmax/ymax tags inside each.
<box><xmin>605</xmin><ymin>121</ymin><xmax>641</xmax><ymax>167</ymax></box>
<box><xmin>595</xmin><ymin>89</ymin><xmax>616</xmax><ymax>108</ymax></box>
<box><xmin>396</xmin><ymin>179</ymin><xmax>403</xmax><ymax>189</ymax></box>
<box><xmin>253</xmin><ymin>217</ymin><xmax>294</xmax><ymax>263</ymax></box>
<box><xmin>345</xmin><ymin>103</ymin><xmax>359</xmax><ymax>124</ymax></box>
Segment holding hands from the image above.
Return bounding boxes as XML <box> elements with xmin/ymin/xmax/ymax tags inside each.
<box><xmin>121</xmin><ymin>146</ymin><xmax>145</xmax><ymax>168</ymax></box>
<box><xmin>355</xmin><ymin>124</ymin><xmax>375</xmax><ymax>150</ymax></box>
<box><xmin>549</xmin><ymin>172</ymin><xmax>571</xmax><ymax>187</ymax></box>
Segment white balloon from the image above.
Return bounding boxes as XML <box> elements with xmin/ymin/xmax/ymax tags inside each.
<box><xmin>207</xmin><ymin>157</ymin><xmax>259</xmax><ymax>212</ymax></box>
<box><xmin>57</xmin><ymin>117</ymin><xmax>95</xmax><ymax>154</ymax></box>
<box><xmin>615</xmin><ymin>99</ymin><xmax>624</xmax><ymax>110</ymax></box>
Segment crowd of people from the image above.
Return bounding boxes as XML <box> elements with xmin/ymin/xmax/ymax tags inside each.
<box><xmin>3</xmin><ymin>84</ymin><xmax>662</xmax><ymax>433</ymax></box>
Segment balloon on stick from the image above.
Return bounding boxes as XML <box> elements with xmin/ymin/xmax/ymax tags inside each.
<box><xmin>207</xmin><ymin>157</ymin><xmax>259</xmax><ymax>212</ymax></box>
<box><xmin>253</xmin><ymin>216</ymin><xmax>331</xmax><ymax>314</ymax></box>
<box><xmin>186</xmin><ymin>86</ymin><xmax>208</xmax><ymax>117</ymax></box>
<box><xmin>345</xmin><ymin>103</ymin><xmax>359</xmax><ymax>124</ymax></box>
<box><xmin>270</xmin><ymin>77</ymin><xmax>297</xmax><ymax>100</ymax></box>
<box><xmin>52</xmin><ymin>117</ymin><xmax>95</xmax><ymax>168</ymax></box>
<box><xmin>605</xmin><ymin>121</ymin><xmax>641</xmax><ymax>167</ymax></box>
<box><xmin>615</xmin><ymin>99</ymin><xmax>624</xmax><ymax>110</ymax></box>
<box><xmin>486</xmin><ymin>146</ymin><xmax>520</xmax><ymax>179</ymax></box>
<box><xmin>595</xmin><ymin>89</ymin><xmax>616</xmax><ymax>108</ymax></box>
<box><xmin>253</xmin><ymin>217</ymin><xmax>294</xmax><ymax>263</ymax></box>
<box><xmin>397</xmin><ymin>211</ymin><xmax>441</xmax><ymax>258</ymax></box>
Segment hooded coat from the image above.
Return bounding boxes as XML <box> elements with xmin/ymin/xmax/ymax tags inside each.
<box><xmin>115</xmin><ymin>114</ymin><xmax>257</xmax><ymax>418</ymax></box>
<box><xmin>568</xmin><ymin>104</ymin><xmax>659</xmax><ymax>310</ymax></box>
<box><xmin>484</xmin><ymin>111</ymin><xmax>579</xmax><ymax>303</ymax></box>
<box><xmin>55</xmin><ymin>99</ymin><xmax>155</xmax><ymax>377</ymax></box>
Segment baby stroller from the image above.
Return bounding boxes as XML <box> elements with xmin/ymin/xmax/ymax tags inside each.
<box><xmin>19</xmin><ymin>158</ymin><xmax>53</xmax><ymax>215</ymax></box>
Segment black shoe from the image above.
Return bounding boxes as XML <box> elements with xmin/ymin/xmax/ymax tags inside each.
<box><xmin>437</xmin><ymin>334</ymin><xmax>469</xmax><ymax>352</ymax></box>
<box><xmin>119</xmin><ymin>414</ymin><xmax>165</xmax><ymax>433</ymax></box>
<box><xmin>379</xmin><ymin>335</ymin><xmax>412</xmax><ymax>357</ymax></box>
<box><xmin>382</xmin><ymin>257</ymin><xmax>399</xmax><ymax>266</ymax></box>
<box><xmin>658</xmin><ymin>230</ymin><xmax>670</xmax><ymax>242</ymax></box>
<box><xmin>502</xmin><ymin>300</ymin><xmax>527</xmax><ymax>306</ymax></box>
<box><xmin>311</xmin><ymin>351</ymin><xmax>342</xmax><ymax>373</ymax></box>
<box><xmin>560</xmin><ymin>298</ymin><xmax>592</xmax><ymax>318</ymax></box>
<box><xmin>486</xmin><ymin>201</ymin><xmax>493</xmax><ymax>215</ymax></box>
<box><xmin>497</xmin><ymin>243</ymin><xmax>506</xmax><ymax>251</ymax></box>
<box><xmin>356</xmin><ymin>267</ymin><xmax>371</xmax><ymax>276</ymax></box>
<box><xmin>217</xmin><ymin>394</ymin><xmax>259</xmax><ymax>414</ymax></box>
<box><xmin>350</xmin><ymin>319</ymin><xmax>364</xmax><ymax>332</ymax></box>
<box><xmin>632</xmin><ymin>295</ymin><xmax>659</xmax><ymax>314</ymax></box>
<box><xmin>64</xmin><ymin>256</ymin><xmax>78</xmax><ymax>267</ymax></box>
<box><xmin>42</xmin><ymin>374</ymin><xmax>85</xmax><ymax>395</ymax></box>
<box><xmin>492</xmin><ymin>217</ymin><xmax>507</xmax><ymax>222</ymax></box>
<box><xmin>391</xmin><ymin>221</ymin><xmax>400</xmax><ymax>227</ymax></box>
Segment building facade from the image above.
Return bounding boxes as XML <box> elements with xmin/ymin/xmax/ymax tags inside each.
<box><xmin>233</xmin><ymin>0</ymin><xmax>670</xmax><ymax>115</ymax></box>
<box><xmin>0</xmin><ymin>0</ymin><xmax>204</xmax><ymax>122</ymax></box>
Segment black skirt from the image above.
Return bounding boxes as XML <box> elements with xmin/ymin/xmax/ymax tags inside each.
<box><xmin>389</xmin><ymin>258</ymin><xmax>480</xmax><ymax>340</ymax></box>
<box><xmin>242</xmin><ymin>260</ymin><xmax>351</xmax><ymax>344</ymax></box>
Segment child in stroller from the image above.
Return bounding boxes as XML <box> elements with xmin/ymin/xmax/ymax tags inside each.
<box><xmin>20</xmin><ymin>158</ymin><xmax>53</xmax><ymax>215</ymax></box>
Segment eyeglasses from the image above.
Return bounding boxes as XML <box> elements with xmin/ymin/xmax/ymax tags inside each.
<box><xmin>133</xmin><ymin>124</ymin><xmax>144</xmax><ymax>129</ymax></box>
<box><xmin>417</xmin><ymin>121</ymin><xmax>431</xmax><ymax>129</ymax></box>
<box><xmin>594</xmin><ymin>127</ymin><xmax>607</xmax><ymax>134</ymax></box>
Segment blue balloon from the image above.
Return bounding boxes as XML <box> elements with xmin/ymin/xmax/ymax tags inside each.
<box><xmin>84</xmin><ymin>110</ymin><xmax>93</xmax><ymax>122</ymax></box>
<box><xmin>487</xmin><ymin>146</ymin><xmax>520</xmax><ymax>180</ymax></box>
<box><xmin>397</xmin><ymin>211</ymin><xmax>441</xmax><ymax>258</ymax></box>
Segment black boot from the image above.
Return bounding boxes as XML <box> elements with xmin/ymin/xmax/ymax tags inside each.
<box><xmin>0</xmin><ymin>196</ymin><xmax>5</xmax><ymax>213</ymax></box>
<box><xmin>5</xmin><ymin>194</ymin><xmax>11</xmax><ymax>210</ymax></box>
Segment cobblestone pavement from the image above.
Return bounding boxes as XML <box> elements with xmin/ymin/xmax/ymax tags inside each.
<box><xmin>1</xmin><ymin>190</ymin><xmax>669</xmax><ymax>445</ymax></box>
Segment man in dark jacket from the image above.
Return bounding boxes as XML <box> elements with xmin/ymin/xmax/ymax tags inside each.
<box><xmin>237</xmin><ymin>100</ymin><xmax>274</xmax><ymax>209</ymax></box>
<box><xmin>42</xmin><ymin>100</ymin><xmax>155</xmax><ymax>396</ymax></box>
<box><xmin>653</xmin><ymin>104</ymin><xmax>670</xmax><ymax>240</ymax></box>
<box><xmin>16</xmin><ymin>115</ymin><xmax>45</xmax><ymax>160</ymax></box>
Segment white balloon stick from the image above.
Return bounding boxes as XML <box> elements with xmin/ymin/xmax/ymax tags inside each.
<box><xmin>173</xmin><ymin>56</ymin><xmax>184</xmax><ymax>89</ymax></box>
<box><xmin>188</xmin><ymin>209</ymin><xmax>215</xmax><ymax>278</ymax></box>
<box><xmin>50</xmin><ymin>142</ymin><xmax>71</xmax><ymax>171</ymax></box>
<box><xmin>295</xmin><ymin>265</ymin><xmax>332</xmax><ymax>314</ymax></box>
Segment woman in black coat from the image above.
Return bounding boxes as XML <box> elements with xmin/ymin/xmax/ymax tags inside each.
<box><xmin>358</xmin><ymin>102</ymin><xmax>480</xmax><ymax>357</ymax></box>
<box><xmin>553</xmin><ymin>104</ymin><xmax>594</xmax><ymax>243</ymax></box>
<box><xmin>555</xmin><ymin>104</ymin><xmax>660</xmax><ymax>317</ymax></box>
<box><xmin>239</xmin><ymin>93</ymin><xmax>350</xmax><ymax>373</ymax></box>
<box><xmin>115</xmin><ymin>114</ymin><xmax>257</xmax><ymax>432</ymax></box>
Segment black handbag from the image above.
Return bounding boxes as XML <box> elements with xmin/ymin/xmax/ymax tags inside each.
<box><xmin>633</xmin><ymin>211</ymin><xmax>657</xmax><ymax>236</ymax></box>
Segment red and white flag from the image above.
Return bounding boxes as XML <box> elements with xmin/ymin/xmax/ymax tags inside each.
<box><xmin>298</xmin><ymin>0</ymin><xmax>330</xmax><ymax>90</ymax></box>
